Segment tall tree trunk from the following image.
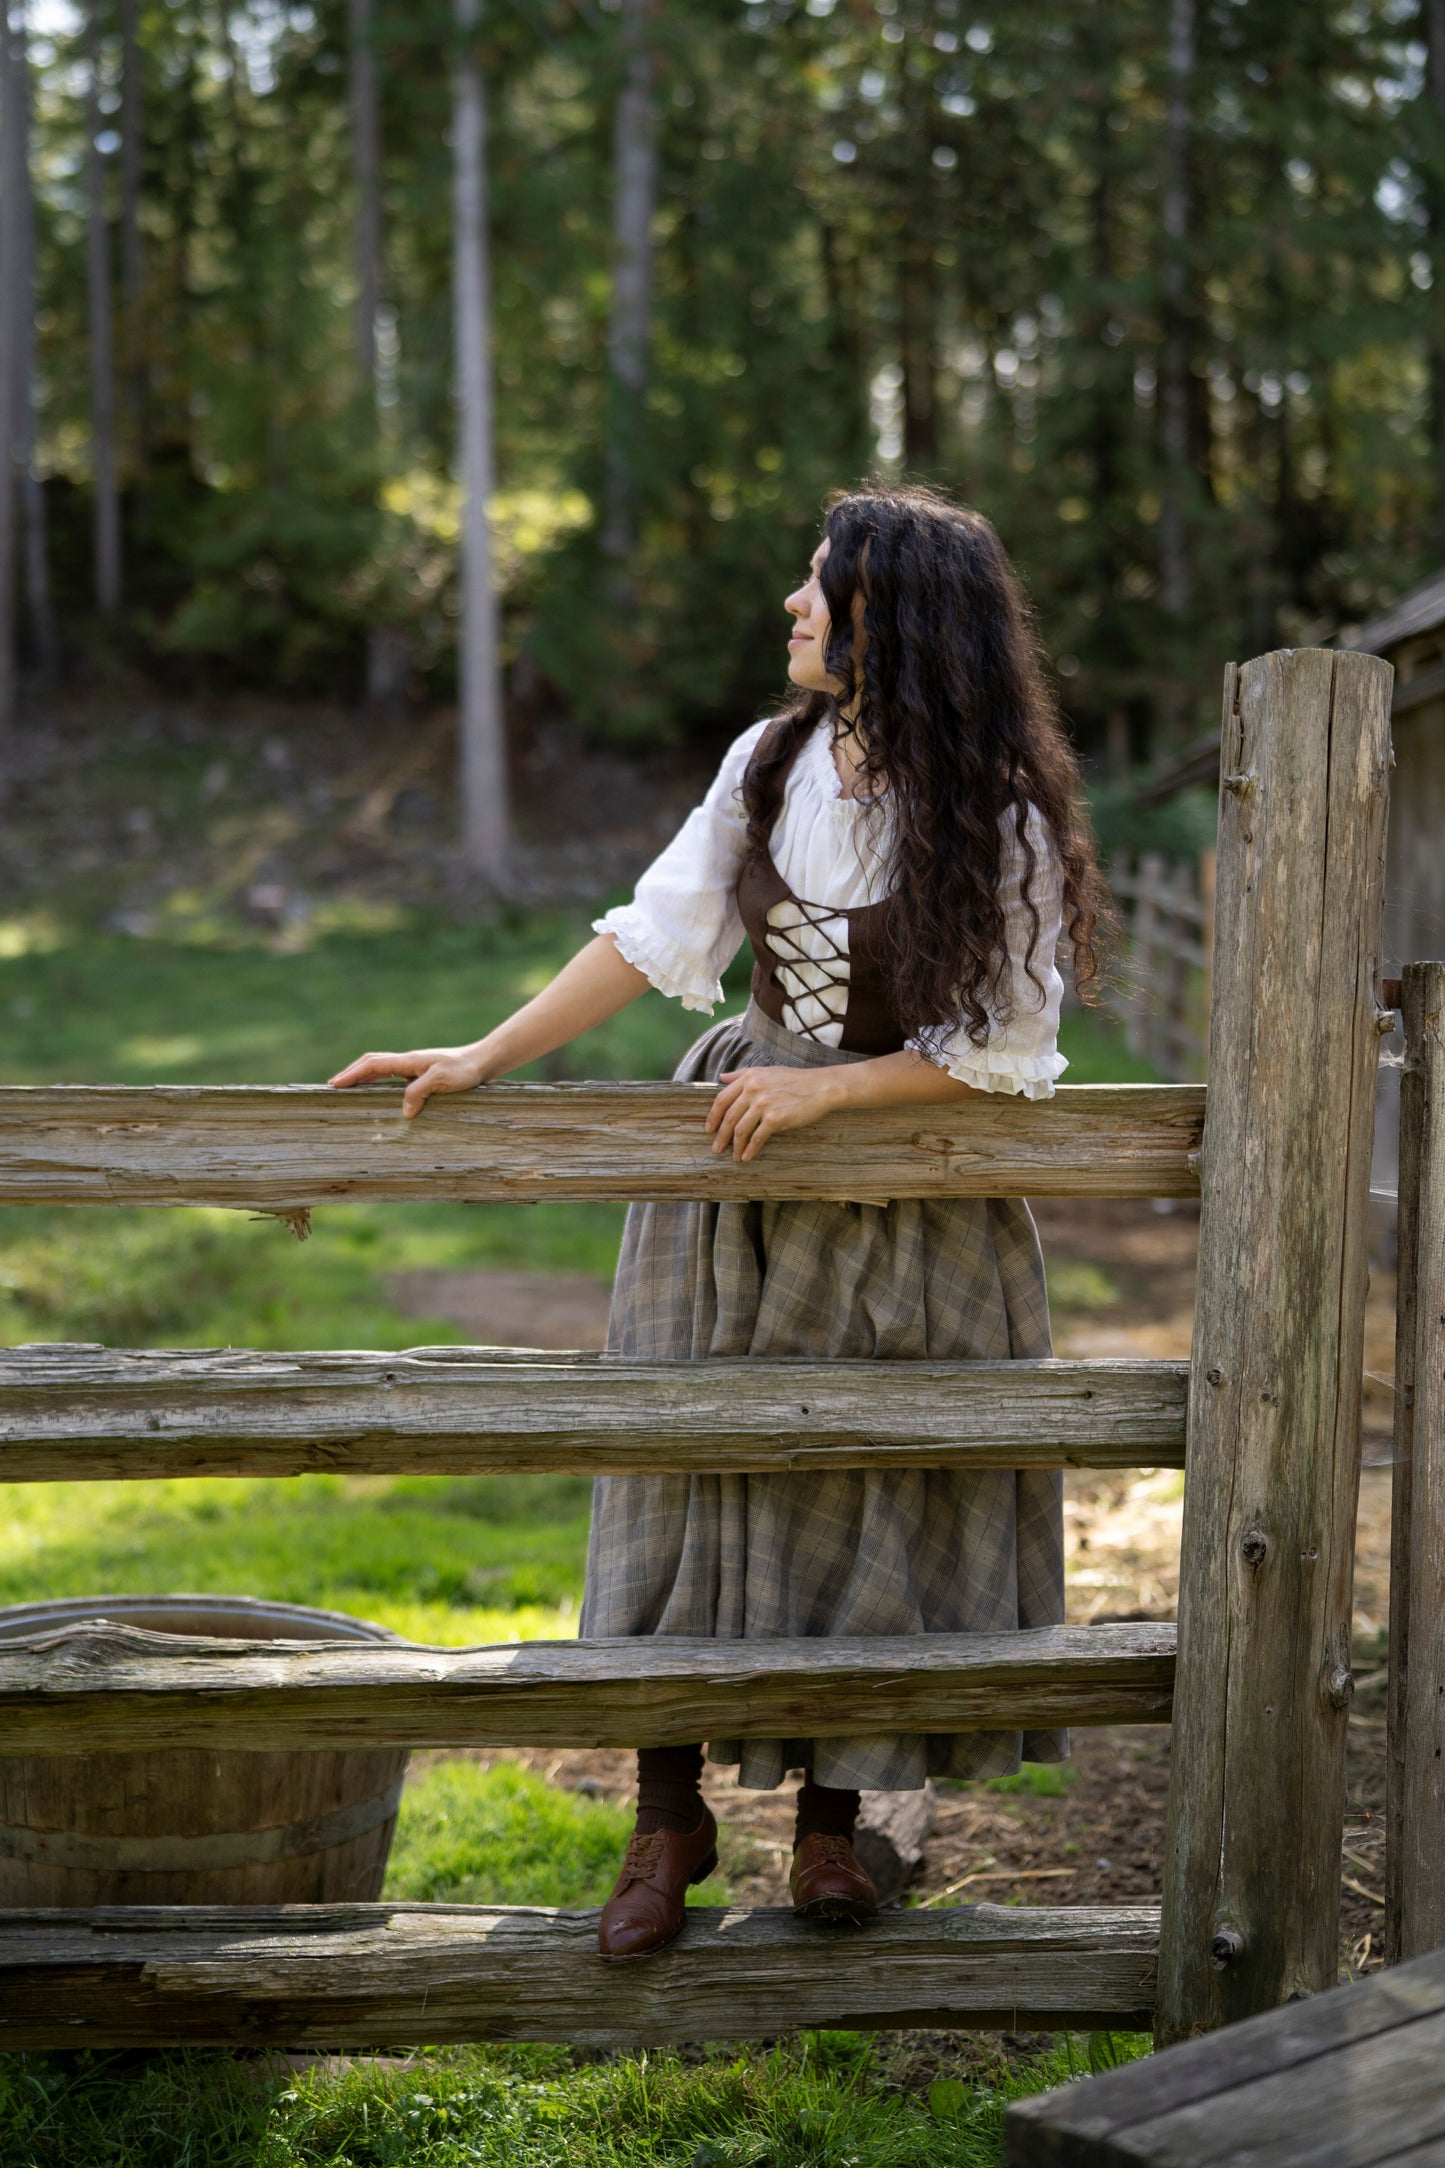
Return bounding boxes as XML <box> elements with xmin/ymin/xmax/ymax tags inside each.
<box><xmin>85</xmin><ymin>0</ymin><xmax>122</xmax><ymax>614</ymax></box>
<box><xmin>601</xmin><ymin>0</ymin><xmax>658</xmax><ymax>573</ymax></box>
<box><xmin>119</xmin><ymin>0</ymin><xmax>145</xmax><ymax>461</ymax></box>
<box><xmin>350</xmin><ymin>0</ymin><xmax>401</xmax><ymax>716</ymax></box>
<box><xmin>898</xmin><ymin>239</ymin><xmax>938</xmax><ymax>470</ymax></box>
<box><xmin>897</xmin><ymin>47</ymin><xmax>938</xmax><ymax>471</ymax></box>
<box><xmin>452</xmin><ymin>0</ymin><xmax>508</xmax><ymax>882</ymax></box>
<box><xmin>1427</xmin><ymin>0</ymin><xmax>1445</xmax><ymax>551</ymax></box>
<box><xmin>1158</xmin><ymin>0</ymin><xmax>1194</xmax><ymax>623</ymax></box>
<box><xmin>15</xmin><ymin>0</ymin><xmax>55</xmax><ymax>687</ymax></box>
<box><xmin>349</xmin><ymin>0</ymin><xmax>381</xmax><ymax>387</ymax></box>
<box><xmin>0</xmin><ymin>0</ymin><xmax>21</xmax><ymax>746</ymax></box>
<box><xmin>818</xmin><ymin>219</ymin><xmax>870</xmax><ymax>463</ymax></box>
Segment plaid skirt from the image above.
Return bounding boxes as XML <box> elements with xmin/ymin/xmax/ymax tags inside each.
<box><xmin>579</xmin><ymin>1001</ymin><xmax>1067</xmax><ymax>1792</ymax></box>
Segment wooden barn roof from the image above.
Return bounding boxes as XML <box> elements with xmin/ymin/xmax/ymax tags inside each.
<box><xmin>1340</xmin><ymin>565</ymin><xmax>1445</xmax><ymax>655</ymax></box>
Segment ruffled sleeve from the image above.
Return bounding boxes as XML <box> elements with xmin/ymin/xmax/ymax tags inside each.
<box><xmin>909</xmin><ymin>804</ymin><xmax>1069</xmax><ymax>1099</ymax></box>
<box><xmin>593</xmin><ymin>719</ymin><xmax>769</xmax><ymax>1013</ymax></box>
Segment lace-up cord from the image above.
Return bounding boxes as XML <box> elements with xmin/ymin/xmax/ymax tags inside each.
<box><xmin>764</xmin><ymin>897</ymin><xmax>851</xmax><ymax>1043</ymax></box>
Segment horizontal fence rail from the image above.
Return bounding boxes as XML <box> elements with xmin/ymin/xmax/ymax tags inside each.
<box><xmin>0</xmin><ymin>1081</ymin><xmax>1206</xmax><ymax>1205</ymax></box>
<box><xmin>0</xmin><ymin>1621</ymin><xmax>1176</xmax><ymax>1753</ymax></box>
<box><xmin>0</xmin><ymin>1900</ymin><xmax>1162</xmax><ymax>2047</ymax></box>
<box><xmin>0</xmin><ymin>1347</ymin><xmax>1191</xmax><ymax>1480</ymax></box>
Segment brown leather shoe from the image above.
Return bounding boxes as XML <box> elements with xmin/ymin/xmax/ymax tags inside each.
<box><xmin>597</xmin><ymin>1807</ymin><xmax>719</xmax><ymax>1962</ymax></box>
<box><xmin>790</xmin><ymin>1832</ymin><xmax>879</xmax><ymax>1923</ymax></box>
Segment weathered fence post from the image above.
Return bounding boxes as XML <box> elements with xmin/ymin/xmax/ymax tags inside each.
<box><xmin>1156</xmin><ymin>648</ymin><xmax>1392</xmax><ymax>2045</ymax></box>
<box><xmin>1386</xmin><ymin>960</ymin><xmax>1445</xmax><ymax>1965</ymax></box>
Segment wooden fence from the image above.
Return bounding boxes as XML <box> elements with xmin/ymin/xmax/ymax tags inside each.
<box><xmin>1387</xmin><ymin>959</ymin><xmax>1445</xmax><ymax>1969</ymax></box>
<box><xmin>1106</xmin><ymin>850</ymin><xmax>1215</xmax><ymax>1081</ymax></box>
<box><xmin>0</xmin><ymin>648</ymin><xmax>1398</xmax><ymax>2051</ymax></box>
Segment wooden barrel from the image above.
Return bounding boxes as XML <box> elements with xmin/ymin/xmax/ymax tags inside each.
<box><xmin>0</xmin><ymin>1594</ymin><xmax>410</xmax><ymax>1906</ymax></box>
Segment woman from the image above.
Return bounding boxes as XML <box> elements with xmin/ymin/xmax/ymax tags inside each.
<box><xmin>330</xmin><ymin>482</ymin><xmax>1105</xmax><ymax>1963</ymax></box>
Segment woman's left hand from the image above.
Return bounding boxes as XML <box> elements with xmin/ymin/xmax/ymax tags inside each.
<box><xmin>706</xmin><ymin>1065</ymin><xmax>841</xmax><ymax>1163</ymax></box>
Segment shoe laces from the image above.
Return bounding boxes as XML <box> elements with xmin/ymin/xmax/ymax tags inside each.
<box><xmin>619</xmin><ymin>1829</ymin><xmax>666</xmax><ymax>1882</ymax></box>
<box><xmin>801</xmin><ymin>1833</ymin><xmax>856</xmax><ymax>1865</ymax></box>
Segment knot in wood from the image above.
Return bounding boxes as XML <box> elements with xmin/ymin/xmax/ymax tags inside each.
<box><xmin>1240</xmin><ymin>1527</ymin><xmax>1270</xmax><ymax>1570</ymax></box>
<box><xmin>1322</xmin><ymin>1662</ymin><xmax>1355</xmax><ymax>1712</ymax></box>
<box><xmin>1205</xmin><ymin>1366</ymin><xmax>1224</xmax><ymax>1387</ymax></box>
<box><xmin>1209</xmin><ymin>1926</ymin><xmax>1244</xmax><ymax>1969</ymax></box>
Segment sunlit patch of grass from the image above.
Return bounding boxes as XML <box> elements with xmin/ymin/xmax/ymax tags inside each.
<box><xmin>985</xmin><ymin>1761</ymin><xmax>1079</xmax><ymax>1798</ymax></box>
<box><xmin>0</xmin><ymin>1472</ymin><xmax>593</xmax><ymax>1638</ymax></box>
<box><xmin>116</xmin><ymin>1032</ymin><xmax>207</xmax><ymax>1070</ymax></box>
<box><xmin>0</xmin><ymin>910</ymin><xmax>65</xmax><ymax>960</ymax></box>
<box><xmin>0</xmin><ymin>1198</ymin><xmax>628</xmax><ymax>1352</ymax></box>
<box><xmin>1045</xmin><ymin>1259</ymin><xmax>1122</xmax><ymax>1314</ymax></box>
<box><xmin>363</xmin><ymin>1598</ymin><xmax>579</xmax><ymax>1646</ymax></box>
<box><xmin>385</xmin><ymin>1760</ymin><xmax>633</xmax><ymax>1908</ymax></box>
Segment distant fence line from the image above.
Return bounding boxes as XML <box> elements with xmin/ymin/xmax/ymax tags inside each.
<box><xmin>1101</xmin><ymin>849</ymin><xmax>1217</xmax><ymax>1083</ymax></box>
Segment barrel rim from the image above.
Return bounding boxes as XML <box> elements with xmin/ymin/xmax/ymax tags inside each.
<box><xmin>0</xmin><ymin>1594</ymin><xmax>401</xmax><ymax>1645</ymax></box>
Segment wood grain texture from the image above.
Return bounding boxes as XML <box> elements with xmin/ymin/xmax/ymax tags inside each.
<box><xmin>0</xmin><ymin>1899</ymin><xmax>1160</xmax><ymax>2047</ymax></box>
<box><xmin>1007</xmin><ymin>1944</ymin><xmax>1445</xmax><ymax>2168</ymax></box>
<box><xmin>1386</xmin><ymin>962</ymin><xmax>1445</xmax><ymax>1964</ymax></box>
<box><xmin>1156</xmin><ymin>649</ymin><xmax>1393</xmax><ymax>2044</ymax></box>
<box><xmin>0</xmin><ymin>1747</ymin><xmax>407</xmax><ymax>1907</ymax></box>
<box><xmin>0</xmin><ymin>1345</ymin><xmax>1190</xmax><ymax>1480</ymax></box>
<box><xmin>0</xmin><ymin>1619</ymin><xmax>1176</xmax><ymax>1753</ymax></box>
<box><xmin>0</xmin><ymin>1080</ymin><xmax>1206</xmax><ymax>1205</ymax></box>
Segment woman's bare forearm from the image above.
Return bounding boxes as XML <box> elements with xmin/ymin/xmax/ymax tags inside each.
<box><xmin>327</xmin><ymin>933</ymin><xmax>653</xmax><ymax>1112</ymax></box>
<box><xmin>469</xmin><ymin>934</ymin><xmax>652</xmax><ymax>1079</ymax></box>
<box><xmin>821</xmin><ymin>1048</ymin><xmax>979</xmax><ymax>1111</ymax></box>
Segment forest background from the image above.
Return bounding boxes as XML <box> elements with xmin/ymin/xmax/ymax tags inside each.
<box><xmin>2</xmin><ymin>0</ymin><xmax>1443</xmax><ymax>867</ymax></box>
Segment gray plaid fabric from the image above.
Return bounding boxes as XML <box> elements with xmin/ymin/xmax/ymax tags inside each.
<box><xmin>580</xmin><ymin>1001</ymin><xmax>1067</xmax><ymax>1791</ymax></box>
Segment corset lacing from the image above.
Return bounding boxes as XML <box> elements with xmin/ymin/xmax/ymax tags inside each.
<box><xmin>763</xmin><ymin>896</ymin><xmax>852</xmax><ymax>1043</ymax></box>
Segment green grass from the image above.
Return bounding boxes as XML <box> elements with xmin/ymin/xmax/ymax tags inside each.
<box><xmin>0</xmin><ymin>907</ymin><xmax>1149</xmax><ymax>1094</ymax></box>
<box><xmin>1042</xmin><ymin>1260</ymin><xmax>1123</xmax><ymax>1316</ymax></box>
<box><xmin>984</xmin><ymin>1762</ymin><xmax>1079</xmax><ymax>1799</ymax></box>
<box><xmin>0</xmin><ymin>909</ymin><xmax>718</xmax><ymax>1091</ymax></box>
<box><xmin>0</xmin><ymin>2029</ymin><xmax>1152</xmax><ymax>2167</ymax></box>
<box><xmin>384</xmin><ymin>1761</ymin><xmax>637</xmax><ymax>1908</ymax></box>
<box><xmin>384</xmin><ymin>1760</ymin><xmax>751</xmax><ymax>1909</ymax></box>
<box><xmin>0</xmin><ymin>1468</ymin><xmax>591</xmax><ymax>1645</ymax></box>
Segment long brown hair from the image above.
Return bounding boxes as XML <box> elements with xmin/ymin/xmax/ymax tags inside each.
<box><xmin>744</xmin><ymin>483</ymin><xmax>1106</xmax><ymax>1046</ymax></box>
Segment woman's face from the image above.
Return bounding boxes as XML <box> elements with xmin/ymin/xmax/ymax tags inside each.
<box><xmin>784</xmin><ymin>538</ymin><xmax>836</xmax><ymax>693</ymax></box>
<box><xmin>785</xmin><ymin>534</ymin><xmax>866</xmax><ymax>697</ymax></box>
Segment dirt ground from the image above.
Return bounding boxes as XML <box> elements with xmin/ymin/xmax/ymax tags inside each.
<box><xmin>399</xmin><ymin>1195</ymin><xmax>1396</xmax><ymax>1980</ymax></box>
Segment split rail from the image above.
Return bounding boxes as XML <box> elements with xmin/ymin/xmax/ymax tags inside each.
<box><xmin>0</xmin><ymin>649</ymin><xmax>1398</xmax><ymax>2050</ymax></box>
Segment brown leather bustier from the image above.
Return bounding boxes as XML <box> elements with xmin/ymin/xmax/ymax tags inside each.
<box><xmin>735</xmin><ymin>723</ymin><xmax>907</xmax><ymax>1058</ymax></box>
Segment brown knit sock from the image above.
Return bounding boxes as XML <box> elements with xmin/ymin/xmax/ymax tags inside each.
<box><xmin>635</xmin><ymin>1744</ymin><xmax>706</xmax><ymax>1835</ymax></box>
<box><xmin>794</xmin><ymin>1776</ymin><xmax>861</xmax><ymax>1846</ymax></box>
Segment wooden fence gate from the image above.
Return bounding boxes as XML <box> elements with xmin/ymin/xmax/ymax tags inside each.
<box><xmin>0</xmin><ymin>649</ymin><xmax>1394</xmax><ymax>2050</ymax></box>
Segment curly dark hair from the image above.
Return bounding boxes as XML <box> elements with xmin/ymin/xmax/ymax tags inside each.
<box><xmin>744</xmin><ymin>482</ymin><xmax>1107</xmax><ymax>1047</ymax></box>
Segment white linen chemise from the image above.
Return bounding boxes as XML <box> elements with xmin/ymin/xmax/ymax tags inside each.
<box><xmin>595</xmin><ymin>715</ymin><xmax>1068</xmax><ymax>1096</ymax></box>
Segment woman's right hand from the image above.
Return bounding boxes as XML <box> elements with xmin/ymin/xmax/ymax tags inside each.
<box><xmin>326</xmin><ymin>1046</ymin><xmax>490</xmax><ymax>1119</ymax></box>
